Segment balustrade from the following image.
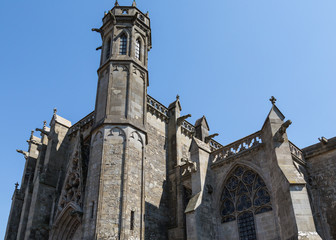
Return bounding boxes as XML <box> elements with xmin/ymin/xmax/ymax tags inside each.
<box><xmin>212</xmin><ymin>131</ymin><xmax>263</xmax><ymax>164</ymax></box>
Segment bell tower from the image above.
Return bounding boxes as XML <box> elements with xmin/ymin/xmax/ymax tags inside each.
<box><xmin>82</xmin><ymin>1</ymin><xmax>151</xmax><ymax>239</ymax></box>
<box><xmin>94</xmin><ymin>0</ymin><xmax>151</xmax><ymax>129</ymax></box>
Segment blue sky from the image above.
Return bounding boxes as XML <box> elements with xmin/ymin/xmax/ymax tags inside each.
<box><xmin>1</xmin><ymin>0</ymin><xmax>336</xmax><ymax>237</ymax></box>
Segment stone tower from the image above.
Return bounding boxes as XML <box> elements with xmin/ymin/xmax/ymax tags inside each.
<box><xmin>5</xmin><ymin>2</ymin><xmax>336</xmax><ymax>240</ymax></box>
<box><xmin>82</xmin><ymin>1</ymin><xmax>151</xmax><ymax>239</ymax></box>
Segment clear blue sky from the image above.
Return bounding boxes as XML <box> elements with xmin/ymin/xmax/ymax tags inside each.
<box><xmin>1</xmin><ymin>0</ymin><xmax>335</xmax><ymax>237</ymax></box>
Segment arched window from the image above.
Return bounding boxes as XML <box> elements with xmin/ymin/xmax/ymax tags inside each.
<box><xmin>119</xmin><ymin>34</ymin><xmax>127</xmax><ymax>55</ymax></box>
<box><xmin>220</xmin><ymin>165</ymin><xmax>272</xmax><ymax>240</ymax></box>
<box><xmin>135</xmin><ymin>39</ymin><xmax>140</xmax><ymax>60</ymax></box>
<box><xmin>105</xmin><ymin>38</ymin><xmax>111</xmax><ymax>60</ymax></box>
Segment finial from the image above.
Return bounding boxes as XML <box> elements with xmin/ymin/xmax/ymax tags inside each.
<box><xmin>146</xmin><ymin>11</ymin><xmax>149</xmax><ymax>17</ymax></box>
<box><xmin>269</xmin><ymin>96</ymin><xmax>276</xmax><ymax>105</ymax></box>
<box><xmin>15</xmin><ymin>182</ymin><xmax>19</xmax><ymax>190</ymax></box>
<box><xmin>30</xmin><ymin>130</ymin><xmax>34</xmax><ymax>139</ymax></box>
<box><xmin>176</xmin><ymin>94</ymin><xmax>180</xmax><ymax>100</ymax></box>
<box><xmin>43</xmin><ymin>120</ymin><xmax>47</xmax><ymax>129</ymax></box>
<box><xmin>115</xmin><ymin>0</ymin><xmax>119</xmax><ymax>6</ymax></box>
<box><xmin>132</xmin><ymin>0</ymin><xmax>136</xmax><ymax>7</ymax></box>
<box><xmin>53</xmin><ymin>108</ymin><xmax>57</xmax><ymax>116</ymax></box>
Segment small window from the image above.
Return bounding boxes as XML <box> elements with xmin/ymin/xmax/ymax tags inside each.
<box><xmin>105</xmin><ymin>39</ymin><xmax>111</xmax><ymax>60</ymax></box>
<box><xmin>135</xmin><ymin>39</ymin><xmax>140</xmax><ymax>60</ymax></box>
<box><xmin>119</xmin><ymin>34</ymin><xmax>127</xmax><ymax>55</ymax></box>
<box><xmin>130</xmin><ymin>211</ymin><xmax>135</xmax><ymax>230</ymax></box>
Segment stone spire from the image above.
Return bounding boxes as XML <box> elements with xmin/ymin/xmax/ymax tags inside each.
<box><xmin>132</xmin><ymin>0</ymin><xmax>136</xmax><ymax>7</ymax></box>
<box><xmin>115</xmin><ymin>0</ymin><xmax>119</xmax><ymax>6</ymax></box>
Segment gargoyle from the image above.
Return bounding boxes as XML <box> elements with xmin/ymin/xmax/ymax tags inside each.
<box><xmin>275</xmin><ymin>120</ymin><xmax>292</xmax><ymax>143</ymax></box>
<box><xmin>205</xmin><ymin>133</ymin><xmax>219</xmax><ymax>143</ymax></box>
<box><xmin>177</xmin><ymin>114</ymin><xmax>191</xmax><ymax>126</ymax></box>
<box><xmin>36</xmin><ymin>127</ymin><xmax>50</xmax><ymax>136</ymax></box>
<box><xmin>91</xmin><ymin>28</ymin><xmax>102</xmax><ymax>34</ymax></box>
<box><xmin>16</xmin><ymin>149</ymin><xmax>29</xmax><ymax>158</ymax></box>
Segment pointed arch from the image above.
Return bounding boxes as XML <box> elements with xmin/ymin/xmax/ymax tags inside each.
<box><xmin>119</xmin><ymin>33</ymin><xmax>127</xmax><ymax>55</ymax></box>
<box><xmin>135</xmin><ymin>38</ymin><xmax>141</xmax><ymax>60</ymax></box>
<box><xmin>219</xmin><ymin>165</ymin><xmax>272</xmax><ymax>239</ymax></box>
<box><xmin>49</xmin><ymin>202</ymin><xmax>82</xmax><ymax>240</ymax></box>
<box><xmin>108</xmin><ymin>127</ymin><xmax>126</xmax><ymax>139</ymax></box>
<box><xmin>134</xmin><ymin>34</ymin><xmax>145</xmax><ymax>62</ymax></box>
<box><xmin>130</xmin><ymin>131</ymin><xmax>144</xmax><ymax>147</ymax></box>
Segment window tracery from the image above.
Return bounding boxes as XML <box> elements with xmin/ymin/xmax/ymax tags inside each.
<box><xmin>220</xmin><ymin>165</ymin><xmax>272</xmax><ymax>239</ymax></box>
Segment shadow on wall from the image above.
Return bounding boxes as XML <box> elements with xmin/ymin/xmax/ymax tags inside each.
<box><xmin>144</xmin><ymin>180</ymin><xmax>170</xmax><ymax>240</ymax></box>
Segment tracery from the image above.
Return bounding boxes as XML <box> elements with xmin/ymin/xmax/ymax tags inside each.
<box><xmin>220</xmin><ymin>165</ymin><xmax>272</xmax><ymax>239</ymax></box>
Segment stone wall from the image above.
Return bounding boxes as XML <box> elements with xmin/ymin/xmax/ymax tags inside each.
<box><xmin>304</xmin><ymin>139</ymin><xmax>336</xmax><ymax>240</ymax></box>
<box><xmin>144</xmin><ymin>112</ymin><xmax>169</xmax><ymax>240</ymax></box>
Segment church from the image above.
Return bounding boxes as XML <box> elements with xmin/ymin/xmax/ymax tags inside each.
<box><xmin>5</xmin><ymin>1</ymin><xmax>336</xmax><ymax>240</ymax></box>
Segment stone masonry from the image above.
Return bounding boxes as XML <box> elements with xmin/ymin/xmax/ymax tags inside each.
<box><xmin>5</xmin><ymin>2</ymin><xmax>336</xmax><ymax>240</ymax></box>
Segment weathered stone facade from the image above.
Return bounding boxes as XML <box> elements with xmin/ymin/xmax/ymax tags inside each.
<box><xmin>5</xmin><ymin>2</ymin><xmax>336</xmax><ymax>240</ymax></box>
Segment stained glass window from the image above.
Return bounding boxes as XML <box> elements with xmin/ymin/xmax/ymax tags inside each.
<box><xmin>119</xmin><ymin>34</ymin><xmax>127</xmax><ymax>55</ymax></box>
<box><xmin>220</xmin><ymin>165</ymin><xmax>272</xmax><ymax>240</ymax></box>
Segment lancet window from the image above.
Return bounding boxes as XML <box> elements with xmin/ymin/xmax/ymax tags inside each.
<box><xmin>220</xmin><ymin>165</ymin><xmax>272</xmax><ymax>240</ymax></box>
<box><xmin>105</xmin><ymin>38</ymin><xmax>111</xmax><ymax>60</ymax></box>
<box><xmin>119</xmin><ymin>34</ymin><xmax>127</xmax><ymax>55</ymax></box>
<box><xmin>135</xmin><ymin>39</ymin><xmax>140</xmax><ymax>60</ymax></box>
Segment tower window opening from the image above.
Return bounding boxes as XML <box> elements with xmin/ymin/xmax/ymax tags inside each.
<box><xmin>130</xmin><ymin>210</ymin><xmax>135</xmax><ymax>230</ymax></box>
<box><xmin>119</xmin><ymin>35</ymin><xmax>127</xmax><ymax>55</ymax></box>
<box><xmin>135</xmin><ymin>39</ymin><xmax>140</xmax><ymax>60</ymax></box>
<box><xmin>105</xmin><ymin>39</ymin><xmax>111</xmax><ymax>60</ymax></box>
<box><xmin>90</xmin><ymin>201</ymin><xmax>95</xmax><ymax>219</ymax></box>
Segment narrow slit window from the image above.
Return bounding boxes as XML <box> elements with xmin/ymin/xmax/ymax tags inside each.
<box><xmin>130</xmin><ymin>211</ymin><xmax>135</xmax><ymax>230</ymax></box>
<box><xmin>105</xmin><ymin>39</ymin><xmax>111</xmax><ymax>60</ymax></box>
<box><xmin>91</xmin><ymin>201</ymin><xmax>95</xmax><ymax>219</ymax></box>
<box><xmin>135</xmin><ymin>39</ymin><xmax>140</xmax><ymax>60</ymax></box>
<box><xmin>119</xmin><ymin>34</ymin><xmax>127</xmax><ymax>55</ymax></box>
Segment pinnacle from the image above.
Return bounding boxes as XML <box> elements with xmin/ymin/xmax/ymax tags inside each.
<box><xmin>132</xmin><ymin>0</ymin><xmax>137</xmax><ymax>7</ymax></box>
<box><xmin>115</xmin><ymin>0</ymin><xmax>119</xmax><ymax>6</ymax></box>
